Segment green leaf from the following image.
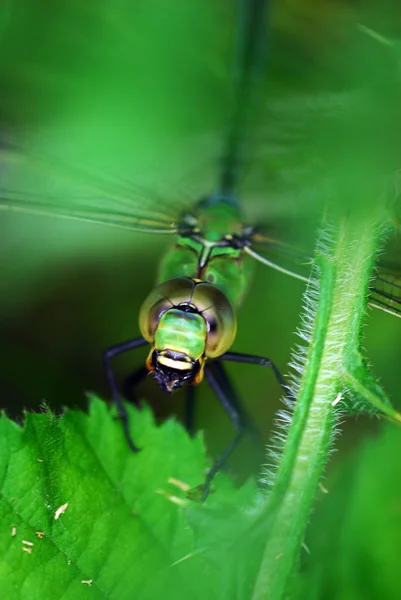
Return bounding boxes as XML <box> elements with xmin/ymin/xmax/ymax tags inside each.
<box><xmin>299</xmin><ymin>423</ymin><xmax>401</xmax><ymax>600</ymax></box>
<box><xmin>0</xmin><ymin>396</ymin><xmax>264</xmax><ymax>600</ymax></box>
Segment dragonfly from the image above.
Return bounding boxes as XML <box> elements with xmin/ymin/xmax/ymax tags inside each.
<box><xmin>1</xmin><ymin>0</ymin><xmax>401</xmax><ymax>500</ymax></box>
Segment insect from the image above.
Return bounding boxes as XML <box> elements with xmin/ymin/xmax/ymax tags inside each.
<box><xmin>1</xmin><ymin>0</ymin><xmax>401</xmax><ymax>500</ymax></box>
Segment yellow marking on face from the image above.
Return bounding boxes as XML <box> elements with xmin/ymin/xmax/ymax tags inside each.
<box><xmin>157</xmin><ymin>356</ymin><xmax>192</xmax><ymax>371</ymax></box>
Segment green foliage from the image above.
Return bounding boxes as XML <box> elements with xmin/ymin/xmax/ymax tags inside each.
<box><xmin>299</xmin><ymin>423</ymin><xmax>401</xmax><ymax>600</ymax></box>
<box><xmin>0</xmin><ymin>396</ymin><xmax>263</xmax><ymax>600</ymax></box>
<box><xmin>1</xmin><ymin>2</ymin><xmax>401</xmax><ymax>599</ymax></box>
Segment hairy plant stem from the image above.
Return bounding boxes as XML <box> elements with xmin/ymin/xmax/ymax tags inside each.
<box><xmin>252</xmin><ymin>212</ymin><xmax>386</xmax><ymax>600</ymax></box>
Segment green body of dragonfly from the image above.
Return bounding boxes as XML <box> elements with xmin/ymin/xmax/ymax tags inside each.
<box><xmin>1</xmin><ymin>0</ymin><xmax>401</xmax><ymax>498</ymax></box>
<box><xmin>140</xmin><ymin>197</ymin><xmax>255</xmax><ymax>392</ymax></box>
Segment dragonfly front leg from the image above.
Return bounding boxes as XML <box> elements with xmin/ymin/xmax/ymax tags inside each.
<box><xmin>122</xmin><ymin>365</ymin><xmax>149</xmax><ymax>407</ymax></box>
<box><xmin>194</xmin><ymin>352</ymin><xmax>290</xmax><ymax>501</ymax></box>
<box><xmin>103</xmin><ymin>337</ymin><xmax>148</xmax><ymax>452</ymax></box>
<box><xmin>185</xmin><ymin>385</ymin><xmax>197</xmax><ymax>438</ymax></box>
<box><xmin>201</xmin><ymin>361</ymin><xmax>246</xmax><ymax>502</ymax></box>
<box><xmin>208</xmin><ymin>360</ymin><xmax>261</xmax><ymax>445</ymax></box>
<box><xmin>220</xmin><ymin>351</ymin><xmax>291</xmax><ymax>400</ymax></box>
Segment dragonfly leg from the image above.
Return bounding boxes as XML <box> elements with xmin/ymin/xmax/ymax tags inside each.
<box><xmin>185</xmin><ymin>385</ymin><xmax>197</xmax><ymax>438</ymax></box>
<box><xmin>201</xmin><ymin>362</ymin><xmax>246</xmax><ymax>501</ymax></box>
<box><xmin>103</xmin><ymin>337</ymin><xmax>148</xmax><ymax>452</ymax></box>
<box><xmin>208</xmin><ymin>360</ymin><xmax>261</xmax><ymax>445</ymax></box>
<box><xmin>122</xmin><ymin>365</ymin><xmax>149</xmax><ymax>406</ymax></box>
<box><xmin>220</xmin><ymin>351</ymin><xmax>291</xmax><ymax>400</ymax></box>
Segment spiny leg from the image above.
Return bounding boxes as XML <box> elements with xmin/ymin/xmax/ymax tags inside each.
<box><xmin>220</xmin><ymin>351</ymin><xmax>291</xmax><ymax>399</ymax></box>
<box><xmin>103</xmin><ymin>337</ymin><xmax>148</xmax><ymax>452</ymax></box>
<box><xmin>201</xmin><ymin>362</ymin><xmax>246</xmax><ymax>501</ymax></box>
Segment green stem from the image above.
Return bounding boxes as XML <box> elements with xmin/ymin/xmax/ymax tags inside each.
<box><xmin>252</xmin><ymin>214</ymin><xmax>385</xmax><ymax>600</ymax></box>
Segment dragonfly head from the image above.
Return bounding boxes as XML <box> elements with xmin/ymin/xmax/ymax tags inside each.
<box><xmin>145</xmin><ymin>306</ymin><xmax>207</xmax><ymax>393</ymax></box>
<box><xmin>139</xmin><ymin>277</ymin><xmax>237</xmax><ymax>392</ymax></box>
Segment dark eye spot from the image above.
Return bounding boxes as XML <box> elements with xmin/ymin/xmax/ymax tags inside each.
<box><xmin>207</xmin><ymin>274</ymin><xmax>215</xmax><ymax>283</ymax></box>
<box><xmin>208</xmin><ymin>319</ymin><xmax>217</xmax><ymax>333</ymax></box>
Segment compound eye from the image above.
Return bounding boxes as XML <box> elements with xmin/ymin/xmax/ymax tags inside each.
<box><xmin>191</xmin><ymin>282</ymin><xmax>236</xmax><ymax>358</ymax></box>
<box><xmin>139</xmin><ymin>278</ymin><xmax>195</xmax><ymax>343</ymax></box>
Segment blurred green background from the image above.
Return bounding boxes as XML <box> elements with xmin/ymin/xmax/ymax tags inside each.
<box><xmin>1</xmin><ymin>1</ymin><xmax>401</xmax><ymax>597</ymax></box>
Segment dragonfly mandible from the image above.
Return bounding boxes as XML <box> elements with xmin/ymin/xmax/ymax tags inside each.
<box><xmin>1</xmin><ymin>0</ymin><xmax>401</xmax><ymax>500</ymax></box>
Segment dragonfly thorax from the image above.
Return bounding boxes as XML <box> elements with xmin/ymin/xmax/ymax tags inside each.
<box><xmin>139</xmin><ymin>277</ymin><xmax>237</xmax><ymax>392</ymax></box>
<box><xmin>180</xmin><ymin>200</ymin><xmax>246</xmax><ymax>246</ymax></box>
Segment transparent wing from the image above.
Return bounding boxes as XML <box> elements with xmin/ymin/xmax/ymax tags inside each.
<box><xmin>249</xmin><ymin>230</ymin><xmax>401</xmax><ymax>319</ymax></box>
<box><xmin>245</xmin><ymin>233</ymin><xmax>311</xmax><ymax>283</ymax></box>
<box><xmin>245</xmin><ymin>217</ymin><xmax>315</xmax><ymax>283</ymax></box>
<box><xmin>0</xmin><ymin>143</ymin><xmax>182</xmax><ymax>234</ymax></box>
<box><xmin>3</xmin><ymin>138</ymin><xmax>401</xmax><ymax>320</ymax></box>
<box><xmin>0</xmin><ymin>190</ymin><xmax>178</xmax><ymax>234</ymax></box>
<box><xmin>370</xmin><ymin>267</ymin><xmax>401</xmax><ymax>318</ymax></box>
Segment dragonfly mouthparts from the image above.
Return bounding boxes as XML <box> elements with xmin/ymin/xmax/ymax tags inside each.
<box><xmin>149</xmin><ymin>349</ymin><xmax>200</xmax><ymax>394</ymax></box>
